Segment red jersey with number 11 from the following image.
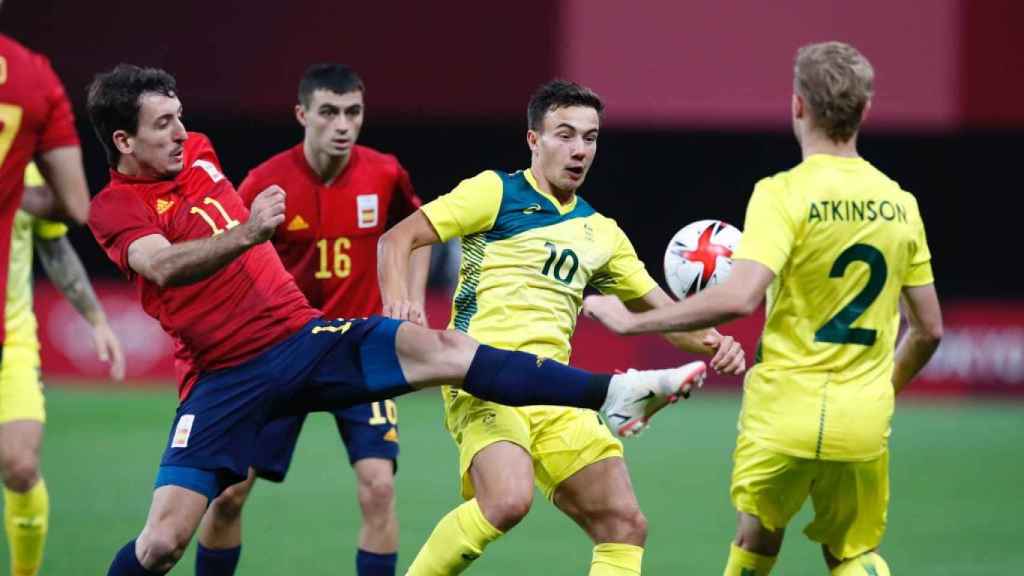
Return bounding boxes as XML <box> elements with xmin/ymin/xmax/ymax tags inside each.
<box><xmin>237</xmin><ymin>144</ymin><xmax>421</xmax><ymax>318</ymax></box>
<box><xmin>88</xmin><ymin>133</ymin><xmax>318</xmax><ymax>400</ymax></box>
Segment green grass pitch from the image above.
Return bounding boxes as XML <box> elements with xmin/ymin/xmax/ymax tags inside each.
<box><xmin>8</xmin><ymin>386</ymin><xmax>1020</xmax><ymax>574</ymax></box>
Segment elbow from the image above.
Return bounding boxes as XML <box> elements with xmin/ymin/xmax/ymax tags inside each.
<box><xmin>728</xmin><ymin>289</ymin><xmax>762</xmax><ymax>318</ymax></box>
<box><xmin>922</xmin><ymin>322</ymin><xmax>944</xmax><ymax>346</ymax></box>
<box><xmin>68</xmin><ymin>202</ymin><xmax>90</xmax><ymax>227</ymax></box>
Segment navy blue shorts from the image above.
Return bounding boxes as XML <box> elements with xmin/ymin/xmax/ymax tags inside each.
<box><xmin>154</xmin><ymin>317</ymin><xmax>410</xmax><ymax>500</ymax></box>
<box><xmin>252</xmin><ymin>399</ymin><xmax>400</xmax><ymax>482</ymax></box>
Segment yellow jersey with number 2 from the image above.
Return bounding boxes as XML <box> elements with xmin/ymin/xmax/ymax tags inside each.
<box><xmin>732</xmin><ymin>154</ymin><xmax>934</xmax><ymax>462</ymax></box>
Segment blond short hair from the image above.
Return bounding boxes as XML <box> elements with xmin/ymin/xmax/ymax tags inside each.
<box><xmin>794</xmin><ymin>42</ymin><xmax>874</xmax><ymax>143</ymax></box>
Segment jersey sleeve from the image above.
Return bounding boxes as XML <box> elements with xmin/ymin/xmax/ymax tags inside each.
<box><xmin>87</xmin><ymin>187</ymin><xmax>162</xmax><ymax>277</ymax></box>
<box><xmin>34</xmin><ymin>54</ymin><xmax>79</xmax><ymax>152</ymax></box>
<box><xmin>420</xmin><ymin>170</ymin><xmax>503</xmax><ymax>242</ymax></box>
<box><xmin>732</xmin><ymin>177</ymin><xmax>797</xmax><ymax>274</ymax></box>
<box><xmin>386</xmin><ymin>161</ymin><xmax>422</xmax><ymax>227</ymax></box>
<box><xmin>903</xmin><ymin>195</ymin><xmax>935</xmax><ymax>287</ymax></box>
<box><xmin>591</xmin><ymin>222</ymin><xmax>658</xmax><ymax>301</ymax></box>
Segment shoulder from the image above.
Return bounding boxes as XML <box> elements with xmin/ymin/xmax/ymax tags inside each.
<box><xmin>246</xmin><ymin>146</ymin><xmax>301</xmax><ymax>182</ymax></box>
<box><xmin>353</xmin><ymin>145</ymin><xmax>407</xmax><ymax>179</ymax></box>
<box><xmin>88</xmin><ymin>183</ymin><xmax>152</xmax><ymax>232</ymax></box>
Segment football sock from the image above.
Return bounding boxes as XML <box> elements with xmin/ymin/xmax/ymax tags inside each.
<box><xmin>108</xmin><ymin>540</ymin><xmax>167</xmax><ymax>575</ymax></box>
<box><xmin>724</xmin><ymin>542</ymin><xmax>777</xmax><ymax>575</ymax></box>
<box><xmin>831</xmin><ymin>552</ymin><xmax>891</xmax><ymax>576</ymax></box>
<box><xmin>590</xmin><ymin>543</ymin><xmax>644</xmax><ymax>575</ymax></box>
<box><xmin>195</xmin><ymin>543</ymin><xmax>241</xmax><ymax>576</ymax></box>
<box><xmin>404</xmin><ymin>499</ymin><xmax>502</xmax><ymax>576</ymax></box>
<box><xmin>462</xmin><ymin>345</ymin><xmax>609</xmax><ymax>409</ymax></box>
<box><xmin>357</xmin><ymin>548</ymin><xmax>397</xmax><ymax>576</ymax></box>
<box><xmin>4</xmin><ymin>478</ymin><xmax>48</xmax><ymax>576</ymax></box>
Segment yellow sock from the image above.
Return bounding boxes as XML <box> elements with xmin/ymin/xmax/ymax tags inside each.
<box><xmin>832</xmin><ymin>552</ymin><xmax>891</xmax><ymax>576</ymax></box>
<box><xmin>405</xmin><ymin>499</ymin><xmax>502</xmax><ymax>576</ymax></box>
<box><xmin>590</xmin><ymin>543</ymin><xmax>643</xmax><ymax>575</ymax></box>
<box><xmin>723</xmin><ymin>542</ymin><xmax>776</xmax><ymax>576</ymax></box>
<box><xmin>4</xmin><ymin>479</ymin><xmax>49</xmax><ymax>576</ymax></box>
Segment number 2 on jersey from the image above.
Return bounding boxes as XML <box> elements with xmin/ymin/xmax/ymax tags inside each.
<box><xmin>815</xmin><ymin>243</ymin><xmax>887</xmax><ymax>346</ymax></box>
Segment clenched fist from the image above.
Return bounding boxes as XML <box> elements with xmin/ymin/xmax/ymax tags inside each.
<box><xmin>245</xmin><ymin>185</ymin><xmax>286</xmax><ymax>244</ymax></box>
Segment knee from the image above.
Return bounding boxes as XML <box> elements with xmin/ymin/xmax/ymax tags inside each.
<box><xmin>357</xmin><ymin>473</ymin><xmax>396</xmax><ymax>515</ymax></box>
<box><xmin>436</xmin><ymin>330</ymin><xmax>477</xmax><ymax>358</ymax></box>
<box><xmin>209</xmin><ymin>480</ymin><xmax>253</xmax><ymax>521</ymax></box>
<box><xmin>479</xmin><ymin>491</ymin><xmax>532</xmax><ymax>532</ymax></box>
<box><xmin>0</xmin><ymin>449</ymin><xmax>39</xmax><ymax>492</ymax></box>
<box><xmin>137</xmin><ymin>524</ymin><xmax>191</xmax><ymax>571</ymax></box>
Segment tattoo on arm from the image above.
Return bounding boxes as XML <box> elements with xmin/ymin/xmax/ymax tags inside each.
<box><xmin>35</xmin><ymin>236</ymin><xmax>105</xmax><ymax>325</ymax></box>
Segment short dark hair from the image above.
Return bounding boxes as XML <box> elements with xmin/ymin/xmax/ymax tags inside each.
<box><xmin>86</xmin><ymin>64</ymin><xmax>177</xmax><ymax>167</ymax></box>
<box><xmin>298</xmin><ymin>63</ymin><xmax>364</xmax><ymax>108</ymax></box>
<box><xmin>527</xmin><ymin>80</ymin><xmax>604</xmax><ymax>132</ymax></box>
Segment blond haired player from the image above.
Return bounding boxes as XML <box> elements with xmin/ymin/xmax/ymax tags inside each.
<box><xmin>0</xmin><ymin>164</ymin><xmax>124</xmax><ymax>575</ymax></box>
<box><xmin>379</xmin><ymin>80</ymin><xmax>746</xmax><ymax>576</ymax></box>
<box><xmin>584</xmin><ymin>42</ymin><xmax>943</xmax><ymax>576</ymax></box>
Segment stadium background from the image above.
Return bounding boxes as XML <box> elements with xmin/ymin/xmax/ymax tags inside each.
<box><xmin>2</xmin><ymin>1</ymin><xmax>1021</xmax><ymax>573</ymax></box>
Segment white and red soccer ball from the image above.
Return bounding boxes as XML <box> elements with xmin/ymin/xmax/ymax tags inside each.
<box><xmin>663</xmin><ymin>220</ymin><xmax>742</xmax><ymax>299</ymax></box>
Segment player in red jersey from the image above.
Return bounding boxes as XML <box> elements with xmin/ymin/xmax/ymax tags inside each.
<box><xmin>86</xmin><ymin>64</ymin><xmax>709</xmax><ymax>576</ymax></box>
<box><xmin>0</xmin><ymin>30</ymin><xmax>92</xmax><ymax>576</ymax></box>
<box><xmin>193</xmin><ymin>64</ymin><xmax>427</xmax><ymax>576</ymax></box>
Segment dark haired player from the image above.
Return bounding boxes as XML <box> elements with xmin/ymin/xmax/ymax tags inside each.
<box><xmin>380</xmin><ymin>79</ymin><xmax>746</xmax><ymax>576</ymax></box>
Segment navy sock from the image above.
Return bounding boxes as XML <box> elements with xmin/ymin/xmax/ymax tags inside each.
<box><xmin>196</xmin><ymin>543</ymin><xmax>241</xmax><ymax>576</ymax></box>
<box><xmin>357</xmin><ymin>549</ymin><xmax>397</xmax><ymax>576</ymax></box>
<box><xmin>108</xmin><ymin>540</ymin><xmax>166</xmax><ymax>575</ymax></box>
<box><xmin>462</xmin><ymin>345</ymin><xmax>610</xmax><ymax>409</ymax></box>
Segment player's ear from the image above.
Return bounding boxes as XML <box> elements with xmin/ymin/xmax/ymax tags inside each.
<box><xmin>861</xmin><ymin>98</ymin><xmax>872</xmax><ymax>124</ymax></box>
<box><xmin>295</xmin><ymin>104</ymin><xmax>307</xmax><ymax>127</ymax></box>
<box><xmin>792</xmin><ymin>93</ymin><xmax>804</xmax><ymax>120</ymax></box>
<box><xmin>112</xmin><ymin>129</ymin><xmax>133</xmax><ymax>155</ymax></box>
<box><xmin>526</xmin><ymin>129</ymin><xmax>539</xmax><ymax>153</ymax></box>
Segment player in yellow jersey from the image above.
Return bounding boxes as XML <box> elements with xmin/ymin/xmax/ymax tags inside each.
<box><xmin>0</xmin><ymin>163</ymin><xmax>124</xmax><ymax>575</ymax></box>
<box><xmin>378</xmin><ymin>80</ymin><xmax>747</xmax><ymax>576</ymax></box>
<box><xmin>583</xmin><ymin>42</ymin><xmax>944</xmax><ymax>576</ymax></box>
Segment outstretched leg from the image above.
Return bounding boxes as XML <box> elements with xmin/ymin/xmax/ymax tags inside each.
<box><xmin>108</xmin><ymin>485</ymin><xmax>208</xmax><ymax>575</ymax></box>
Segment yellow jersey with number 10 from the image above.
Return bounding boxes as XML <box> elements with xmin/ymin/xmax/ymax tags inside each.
<box><xmin>732</xmin><ymin>154</ymin><xmax>934</xmax><ymax>462</ymax></box>
<box><xmin>421</xmin><ymin>168</ymin><xmax>657</xmax><ymax>364</ymax></box>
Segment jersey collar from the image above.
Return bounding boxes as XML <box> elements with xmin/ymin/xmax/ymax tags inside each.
<box><xmin>524</xmin><ymin>168</ymin><xmax>578</xmax><ymax>215</ymax></box>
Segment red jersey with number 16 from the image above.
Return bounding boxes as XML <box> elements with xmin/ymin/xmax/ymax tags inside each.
<box><xmin>237</xmin><ymin>144</ymin><xmax>421</xmax><ymax>318</ymax></box>
<box><xmin>0</xmin><ymin>35</ymin><xmax>80</xmax><ymax>342</ymax></box>
<box><xmin>88</xmin><ymin>133</ymin><xmax>319</xmax><ymax>400</ymax></box>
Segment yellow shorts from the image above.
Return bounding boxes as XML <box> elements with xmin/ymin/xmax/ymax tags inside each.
<box><xmin>0</xmin><ymin>345</ymin><xmax>46</xmax><ymax>424</ymax></box>
<box><xmin>730</xmin><ymin>432</ymin><xmax>888</xmax><ymax>560</ymax></box>
<box><xmin>444</xmin><ymin>389</ymin><xmax>623</xmax><ymax>500</ymax></box>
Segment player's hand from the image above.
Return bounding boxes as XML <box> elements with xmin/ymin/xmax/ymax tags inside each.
<box><xmin>92</xmin><ymin>319</ymin><xmax>126</xmax><ymax>381</ymax></box>
<box><xmin>383</xmin><ymin>299</ymin><xmax>427</xmax><ymax>326</ymax></box>
<box><xmin>245</xmin><ymin>185</ymin><xmax>286</xmax><ymax>244</ymax></box>
<box><xmin>701</xmin><ymin>331</ymin><xmax>746</xmax><ymax>375</ymax></box>
<box><xmin>582</xmin><ymin>295</ymin><xmax>636</xmax><ymax>334</ymax></box>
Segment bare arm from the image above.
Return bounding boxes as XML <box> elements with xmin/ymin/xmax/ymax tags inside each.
<box><xmin>584</xmin><ymin>259</ymin><xmax>773</xmax><ymax>335</ymax></box>
<box><xmin>36</xmin><ymin>235</ymin><xmax>126</xmax><ymax>380</ymax></box>
<box><xmin>624</xmin><ymin>285</ymin><xmax>746</xmax><ymax>375</ymax></box>
<box><xmin>34</xmin><ymin>146</ymin><xmax>91</xmax><ymax>225</ymax></box>
<box><xmin>893</xmin><ymin>284</ymin><xmax>943</xmax><ymax>394</ymax></box>
<box><xmin>20</xmin><ymin>185</ymin><xmax>55</xmax><ymax>219</ymax></box>
<box><xmin>128</xmin><ymin>186</ymin><xmax>285</xmax><ymax>288</ymax></box>
<box><xmin>406</xmin><ymin>245</ymin><xmax>432</xmax><ymax>316</ymax></box>
<box><xmin>378</xmin><ymin>210</ymin><xmax>441</xmax><ymax>323</ymax></box>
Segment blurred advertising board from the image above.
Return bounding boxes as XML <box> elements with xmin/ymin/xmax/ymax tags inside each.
<box><xmin>34</xmin><ymin>283</ymin><xmax>1023</xmax><ymax>396</ymax></box>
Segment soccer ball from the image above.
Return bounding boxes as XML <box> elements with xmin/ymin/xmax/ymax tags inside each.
<box><xmin>663</xmin><ymin>220</ymin><xmax>742</xmax><ymax>299</ymax></box>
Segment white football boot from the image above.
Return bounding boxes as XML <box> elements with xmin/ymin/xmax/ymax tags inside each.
<box><xmin>601</xmin><ymin>361</ymin><xmax>707</xmax><ymax>437</ymax></box>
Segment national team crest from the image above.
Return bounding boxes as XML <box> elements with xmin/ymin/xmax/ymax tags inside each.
<box><xmin>171</xmin><ymin>414</ymin><xmax>195</xmax><ymax>448</ymax></box>
<box><xmin>357</xmin><ymin>194</ymin><xmax>379</xmax><ymax>228</ymax></box>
